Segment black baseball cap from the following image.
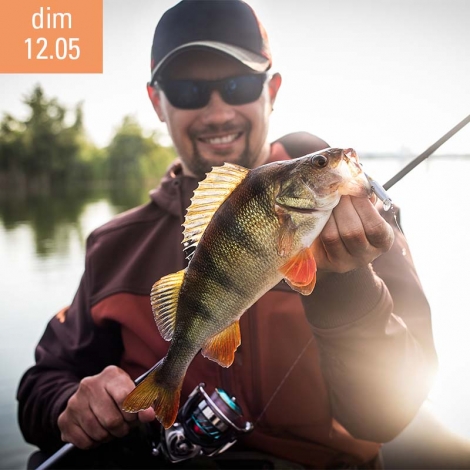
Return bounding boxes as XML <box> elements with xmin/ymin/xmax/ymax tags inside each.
<box><xmin>150</xmin><ymin>0</ymin><xmax>272</xmax><ymax>84</ymax></box>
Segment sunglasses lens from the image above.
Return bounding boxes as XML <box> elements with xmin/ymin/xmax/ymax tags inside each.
<box><xmin>159</xmin><ymin>74</ymin><xmax>266</xmax><ymax>110</ymax></box>
<box><xmin>222</xmin><ymin>75</ymin><xmax>265</xmax><ymax>105</ymax></box>
<box><xmin>163</xmin><ymin>81</ymin><xmax>210</xmax><ymax>109</ymax></box>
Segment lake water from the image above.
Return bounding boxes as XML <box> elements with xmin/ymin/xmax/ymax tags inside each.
<box><xmin>1</xmin><ymin>157</ymin><xmax>470</xmax><ymax>469</ymax></box>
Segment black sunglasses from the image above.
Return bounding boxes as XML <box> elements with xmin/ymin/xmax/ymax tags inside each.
<box><xmin>154</xmin><ymin>73</ymin><xmax>268</xmax><ymax>110</ymax></box>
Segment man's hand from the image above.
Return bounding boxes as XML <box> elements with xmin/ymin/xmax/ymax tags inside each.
<box><xmin>313</xmin><ymin>196</ymin><xmax>394</xmax><ymax>273</ymax></box>
<box><xmin>58</xmin><ymin>365</ymin><xmax>155</xmax><ymax>449</ymax></box>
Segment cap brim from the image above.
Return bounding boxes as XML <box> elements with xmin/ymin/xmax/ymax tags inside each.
<box><xmin>151</xmin><ymin>41</ymin><xmax>270</xmax><ymax>82</ymax></box>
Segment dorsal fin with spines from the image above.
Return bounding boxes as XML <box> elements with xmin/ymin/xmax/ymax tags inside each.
<box><xmin>183</xmin><ymin>163</ymin><xmax>249</xmax><ymax>260</ymax></box>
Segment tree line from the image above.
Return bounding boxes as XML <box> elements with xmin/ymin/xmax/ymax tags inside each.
<box><xmin>0</xmin><ymin>85</ymin><xmax>176</xmax><ymax>194</ymax></box>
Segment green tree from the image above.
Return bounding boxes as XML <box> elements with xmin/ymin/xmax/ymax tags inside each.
<box><xmin>0</xmin><ymin>113</ymin><xmax>26</xmax><ymax>172</ymax></box>
<box><xmin>0</xmin><ymin>85</ymin><xmax>99</xmax><ymax>189</ymax></box>
<box><xmin>106</xmin><ymin>115</ymin><xmax>176</xmax><ymax>184</ymax></box>
<box><xmin>21</xmin><ymin>86</ymin><xmax>84</xmax><ymax>179</ymax></box>
<box><xmin>0</xmin><ymin>86</ymin><xmax>176</xmax><ymax>197</ymax></box>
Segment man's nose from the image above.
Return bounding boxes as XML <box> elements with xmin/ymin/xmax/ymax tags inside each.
<box><xmin>200</xmin><ymin>90</ymin><xmax>236</xmax><ymax>124</ymax></box>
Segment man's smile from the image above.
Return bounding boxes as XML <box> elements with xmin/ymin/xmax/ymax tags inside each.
<box><xmin>197</xmin><ymin>132</ymin><xmax>243</xmax><ymax>147</ymax></box>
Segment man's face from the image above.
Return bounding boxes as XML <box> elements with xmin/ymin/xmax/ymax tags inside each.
<box><xmin>148</xmin><ymin>51</ymin><xmax>281</xmax><ymax>179</ymax></box>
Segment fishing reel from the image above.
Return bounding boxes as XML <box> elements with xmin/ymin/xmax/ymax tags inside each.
<box><xmin>149</xmin><ymin>383</ymin><xmax>254</xmax><ymax>463</ymax></box>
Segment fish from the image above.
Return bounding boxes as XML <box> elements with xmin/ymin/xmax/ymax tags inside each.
<box><xmin>122</xmin><ymin>147</ymin><xmax>371</xmax><ymax>428</ymax></box>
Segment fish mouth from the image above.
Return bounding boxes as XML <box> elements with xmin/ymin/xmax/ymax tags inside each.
<box><xmin>336</xmin><ymin>156</ymin><xmax>372</xmax><ymax>197</ymax></box>
<box><xmin>338</xmin><ymin>171</ymin><xmax>371</xmax><ymax>197</ymax></box>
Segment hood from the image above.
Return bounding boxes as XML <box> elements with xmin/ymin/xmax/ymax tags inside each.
<box><xmin>149</xmin><ymin>161</ymin><xmax>199</xmax><ymax>218</ymax></box>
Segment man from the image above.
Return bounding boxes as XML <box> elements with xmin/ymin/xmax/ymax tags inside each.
<box><xmin>18</xmin><ymin>1</ymin><xmax>437</xmax><ymax>469</ymax></box>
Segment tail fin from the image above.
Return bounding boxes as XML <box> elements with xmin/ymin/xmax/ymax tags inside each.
<box><xmin>122</xmin><ymin>361</ymin><xmax>182</xmax><ymax>429</ymax></box>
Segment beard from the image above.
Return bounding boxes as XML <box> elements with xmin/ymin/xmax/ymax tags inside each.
<box><xmin>186</xmin><ymin>123</ymin><xmax>256</xmax><ymax>180</ymax></box>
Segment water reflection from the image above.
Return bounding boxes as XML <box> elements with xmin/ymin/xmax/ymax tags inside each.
<box><xmin>0</xmin><ymin>182</ymin><xmax>150</xmax><ymax>258</ymax></box>
<box><xmin>0</xmin><ymin>181</ymin><xmax>155</xmax><ymax>470</ymax></box>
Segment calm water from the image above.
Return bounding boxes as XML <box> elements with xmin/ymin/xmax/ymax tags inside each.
<box><xmin>1</xmin><ymin>157</ymin><xmax>470</xmax><ymax>469</ymax></box>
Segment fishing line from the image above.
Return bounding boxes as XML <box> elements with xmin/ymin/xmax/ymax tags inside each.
<box><xmin>254</xmin><ymin>337</ymin><xmax>314</xmax><ymax>425</ymax></box>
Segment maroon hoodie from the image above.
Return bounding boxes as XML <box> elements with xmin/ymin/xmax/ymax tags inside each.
<box><xmin>17</xmin><ymin>134</ymin><xmax>437</xmax><ymax>468</ymax></box>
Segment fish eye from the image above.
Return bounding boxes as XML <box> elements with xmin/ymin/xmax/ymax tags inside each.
<box><xmin>312</xmin><ymin>155</ymin><xmax>328</xmax><ymax>168</ymax></box>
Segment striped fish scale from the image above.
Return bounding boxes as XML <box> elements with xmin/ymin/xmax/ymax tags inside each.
<box><xmin>123</xmin><ymin>148</ymin><xmax>372</xmax><ymax>429</ymax></box>
<box><xmin>184</xmin><ymin>171</ymin><xmax>283</xmax><ymax>319</ymax></box>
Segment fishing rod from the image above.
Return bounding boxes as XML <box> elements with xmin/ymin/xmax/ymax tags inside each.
<box><xmin>34</xmin><ymin>114</ymin><xmax>469</xmax><ymax>470</ymax></box>
<box><xmin>366</xmin><ymin>114</ymin><xmax>470</xmax><ymax>205</ymax></box>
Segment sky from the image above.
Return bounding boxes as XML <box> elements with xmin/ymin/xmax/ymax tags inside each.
<box><xmin>1</xmin><ymin>0</ymin><xmax>469</xmax><ymax>155</ymax></box>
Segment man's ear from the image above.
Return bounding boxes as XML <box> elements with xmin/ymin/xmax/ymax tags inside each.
<box><xmin>147</xmin><ymin>83</ymin><xmax>166</xmax><ymax>122</ymax></box>
<box><xmin>267</xmin><ymin>73</ymin><xmax>282</xmax><ymax>109</ymax></box>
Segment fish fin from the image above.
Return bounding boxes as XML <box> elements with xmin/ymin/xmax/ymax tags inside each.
<box><xmin>183</xmin><ymin>163</ymin><xmax>249</xmax><ymax>261</ymax></box>
<box><xmin>275</xmin><ymin>203</ymin><xmax>297</xmax><ymax>257</ymax></box>
<box><xmin>280</xmin><ymin>245</ymin><xmax>317</xmax><ymax>295</ymax></box>
<box><xmin>201</xmin><ymin>320</ymin><xmax>241</xmax><ymax>368</ymax></box>
<box><xmin>122</xmin><ymin>360</ymin><xmax>182</xmax><ymax>429</ymax></box>
<box><xmin>150</xmin><ymin>270</ymin><xmax>185</xmax><ymax>341</ymax></box>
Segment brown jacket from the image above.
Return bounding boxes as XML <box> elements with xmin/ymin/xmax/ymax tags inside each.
<box><xmin>17</xmin><ymin>135</ymin><xmax>437</xmax><ymax>468</ymax></box>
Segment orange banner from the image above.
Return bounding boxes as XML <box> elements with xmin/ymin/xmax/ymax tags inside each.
<box><xmin>0</xmin><ymin>0</ymin><xmax>103</xmax><ymax>73</ymax></box>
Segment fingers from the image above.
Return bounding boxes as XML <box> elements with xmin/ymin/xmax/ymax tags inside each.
<box><xmin>330</xmin><ymin>196</ymin><xmax>369</xmax><ymax>256</ymax></box>
<box><xmin>57</xmin><ymin>421</ymin><xmax>97</xmax><ymax>450</ymax></box>
<box><xmin>58</xmin><ymin>393</ymin><xmax>110</xmax><ymax>449</ymax></box>
<box><xmin>315</xmin><ymin>196</ymin><xmax>394</xmax><ymax>273</ymax></box>
<box><xmin>351</xmin><ymin>196</ymin><xmax>394</xmax><ymax>250</ymax></box>
<box><xmin>103</xmin><ymin>371</ymin><xmax>155</xmax><ymax>425</ymax></box>
<box><xmin>58</xmin><ymin>366</ymin><xmax>142</xmax><ymax>449</ymax></box>
<box><xmin>138</xmin><ymin>408</ymin><xmax>157</xmax><ymax>423</ymax></box>
<box><xmin>369</xmin><ymin>192</ymin><xmax>378</xmax><ymax>205</ymax></box>
<box><xmin>103</xmin><ymin>370</ymin><xmax>139</xmax><ymax>426</ymax></box>
<box><xmin>90</xmin><ymin>386</ymin><xmax>131</xmax><ymax>439</ymax></box>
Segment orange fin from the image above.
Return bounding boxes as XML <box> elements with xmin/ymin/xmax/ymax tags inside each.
<box><xmin>201</xmin><ymin>320</ymin><xmax>241</xmax><ymax>367</ymax></box>
<box><xmin>275</xmin><ymin>203</ymin><xmax>297</xmax><ymax>257</ymax></box>
<box><xmin>122</xmin><ymin>360</ymin><xmax>182</xmax><ymax>429</ymax></box>
<box><xmin>280</xmin><ymin>245</ymin><xmax>317</xmax><ymax>295</ymax></box>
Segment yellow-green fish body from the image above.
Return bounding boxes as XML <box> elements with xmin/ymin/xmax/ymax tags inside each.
<box><xmin>123</xmin><ymin>148</ymin><xmax>371</xmax><ymax>428</ymax></box>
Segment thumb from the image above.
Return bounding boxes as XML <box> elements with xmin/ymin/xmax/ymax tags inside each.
<box><xmin>138</xmin><ymin>407</ymin><xmax>156</xmax><ymax>423</ymax></box>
